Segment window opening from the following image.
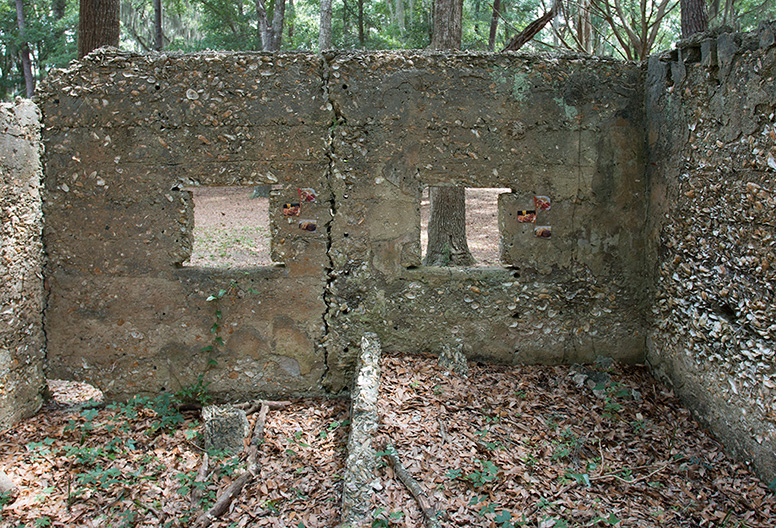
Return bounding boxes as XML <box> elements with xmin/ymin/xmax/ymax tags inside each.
<box><xmin>187</xmin><ymin>186</ymin><xmax>274</xmax><ymax>268</ymax></box>
<box><xmin>420</xmin><ymin>187</ymin><xmax>510</xmax><ymax>267</ymax></box>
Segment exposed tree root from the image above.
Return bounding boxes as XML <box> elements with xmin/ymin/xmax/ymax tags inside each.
<box><xmin>383</xmin><ymin>444</ymin><xmax>441</xmax><ymax>528</ymax></box>
<box><xmin>234</xmin><ymin>399</ymin><xmax>292</xmax><ymax>415</ymax></box>
<box><xmin>190</xmin><ymin>453</ymin><xmax>209</xmax><ymax>509</ymax></box>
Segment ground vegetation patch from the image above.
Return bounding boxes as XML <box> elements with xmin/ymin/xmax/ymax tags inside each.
<box><xmin>0</xmin><ymin>383</ymin><xmax>348</xmax><ymax>528</ymax></box>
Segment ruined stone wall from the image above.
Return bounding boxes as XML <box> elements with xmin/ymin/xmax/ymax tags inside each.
<box><xmin>40</xmin><ymin>50</ymin><xmax>332</xmax><ymax>401</ymax></box>
<box><xmin>0</xmin><ymin>100</ymin><xmax>47</xmax><ymax>427</ymax></box>
<box><xmin>39</xmin><ymin>49</ymin><xmax>648</xmax><ymax>400</ymax></box>
<box><xmin>324</xmin><ymin>53</ymin><xmax>647</xmax><ymax>390</ymax></box>
<box><xmin>646</xmin><ymin>23</ymin><xmax>776</xmax><ymax>482</ymax></box>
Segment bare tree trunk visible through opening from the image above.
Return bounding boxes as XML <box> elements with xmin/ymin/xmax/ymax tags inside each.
<box><xmin>425</xmin><ymin>187</ymin><xmax>475</xmax><ymax>266</ymax></box>
<box><xmin>78</xmin><ymin>0</ymin><xmax>120</xmax><ymax>58</ymax></box>
<box><xmin>681</xmin><ymin>0</ymin><xmax>708</xmax><ymax>37</ymax></box>
<box><xmin>425</xmin><ymin>0</ymin><xmax>474</xmax><ymax>267</ymax></box>
<box><xmin>319</xmin><ymin>0</ymin><xmax>333</xmax><ymax>50</ymax></box>
<box><xmin>14</xmin><ymin>0</ymin><xmax>34</xmax><ymax>98</ymax></box>
<box><xmin>154</xmin><ymin>0</ymin><xmax>162</xmax><ymax>50</ymax></box>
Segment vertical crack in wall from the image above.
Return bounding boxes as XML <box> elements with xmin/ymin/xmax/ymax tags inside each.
<box><xmin>318</xmin><ymin>53</ymin><xmax>343</xmax><ymax>390</ymax></box>
<box><xmin>568</xmin><ymin>127</ymin><xmax>585</xmax><ymax>359</ymax></box>
<box><xmin>37</xmin><ymin>129</ymin><xmax>51</xmax><ymax>391</ymax></box>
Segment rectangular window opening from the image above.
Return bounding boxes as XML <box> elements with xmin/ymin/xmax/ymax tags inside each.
<box><xmin>421</xmin><ymin>186</ymin><xmax>510</xmax><ymax>267</ymax></box>
<box><xmin>186</xmin><ymin>185</ymin><xmax>277</xmax><ymax>268</ymax></box>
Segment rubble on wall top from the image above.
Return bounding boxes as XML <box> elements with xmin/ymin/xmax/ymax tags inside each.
<box><xmin>651</xmin><ymin>20</ymin><xmax>776</xmax><ymax>63</ymax></box>
<box><xmin>323</xmin><ymin>48</ymin><xmax>630</xmax><ymax>64</ymax></box>
<box><xmin>46</xmin><ymin>44</ymin><xmax>632</xmax><ymax>83</ymax></box>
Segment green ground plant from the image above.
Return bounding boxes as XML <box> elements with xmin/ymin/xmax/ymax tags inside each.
<box><xmin>20</xmin><ymin>379</ymin><xmax>212</xmax><ymax>523</ymax></box>
<box><xmin>372</xmin><ymin>507</ymin><xmax>404</xmax><ymax>527</ymax></box>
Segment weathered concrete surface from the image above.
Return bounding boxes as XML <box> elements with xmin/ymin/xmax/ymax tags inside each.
<box><xmin>38</xmin><ymin>49</ymin><xmax>649</xmax><ymax>400</ymax></box>
<box><xmin>40</xmin><ymin>50</ymin><xmax>331</xmax><ymax>401</ymax></box>
<box><xmin>0</xmin><ymin>100</ymin><xmax>47</xmax><ymax>427</ymax></box>
<box><xmin>324</xmin><ymin>52</ymin><xmax>647</xmax><ymax>390</ymax></box>
<box><xmin>39</xmin><ymin>49</ymin><xmax>648</xmax><ymax>402</ymax></box>
<box><xmin>646</xmin><ymin>23</ymin><xmax>776</xmax><ymax>483</ymax></box>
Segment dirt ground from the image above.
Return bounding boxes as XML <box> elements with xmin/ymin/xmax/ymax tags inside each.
<box><xmin>2</xmin><ymin>358</ymin><xmax>773</xmax><ymax>527</ymax></box>
<box><xmin>188</xmin><ymin>187</ymin><xmax>506</xmax><ymax>268</ymax></box>
<box><xmin>187</xmin><ymin>187</ymin><xmax>273</xmax><ymax>268</ymax></box>
<box><xmin>374</xmin><ymin>356</ymin><xmax>775</xmax><ymax>528</ymax></box>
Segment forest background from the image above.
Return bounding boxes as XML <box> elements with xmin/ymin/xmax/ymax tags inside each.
<box><xmin>2</xmin><ymin>0</ymin><xmax>775</xmax><ymax>101</ymax></box>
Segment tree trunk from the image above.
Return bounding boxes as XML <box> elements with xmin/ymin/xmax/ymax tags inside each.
<box><xmin>488</xmin><ymin>0</ymin><xmax>501</xmax><ymax>51</ymax></box>
<box><xmin>425</xmin><ymin>187</ymin><xmax>475</xmax><ymax>266</ymax></box>
<box><xmin>681</xmin><ymin>0</ymin><xmax>708</xmax><ymax>37</ymax></box>
<box><xmin>430</xmin><ymin>0</ymin><xmax>462</xmax><ymax>49</ymax></box>
<box><xmin>154</xmin><ymin>0</ymin><xmax>163</xmax><ymax>50</ymax></box>
<box><xmin>53</xmin><ymin>0</ymin><xmax>67</xmax><ymax>19</ymax></box>
<box><xmin>287</xmin><ymin>0</ymin><xmax>295</xmax><ymax>42</ymax></box>
<box><xmin>502</xmin><ymin>3</ymin><xmax>557</xmax><ymax>52</ymax></box>
<box><xmin>577</xmin><ymin>0</ymin><xmax>592</xmax><ymax>53</ymax></box>
<box><xmin>343</xmin><ymin>0</ymin><xmax>350</xmax><ymax>38</ymax></box>
<box><xmin>319</xmin><ymin>0</ymin><xmax>333</xmax><ymax>50</ymax></box>
<box><xmin>78</xmin><ymin>0</ymin><xmax>120</xmax><ymax>58</ymax></box>
<box><xmin>358</xmin><ymin>0</ymin><xmax>365</xmax><ymax>46</ymax></box>
<box><xmin>271</xmin><ymin>0</ymin><xmax>286</xmax><ymax>50</ymax></box>
<box><xmin>257</xmin><ymin>0</ymin><xmax>271</xmax><ymax>50</ymax></box>
<box><xmin>426</xmin><ymin>0</ymin><xmax>472</xmax><ymax>267</ymax></box>
<box><xmin>14</xmin><ymin>0</ymin><xmax>34</xmax><ymax>98</ymax></box>
<box><xmin>395</xmin><ymin>0</ymin><xmax>406</xmax><ymax>35</ymax></box>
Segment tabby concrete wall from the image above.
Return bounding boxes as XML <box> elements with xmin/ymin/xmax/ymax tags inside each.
<box><xmin>0</xmin><ymin>100</ymin><xmax>46</xmax><ymax>427</ymax></box>
<box><xmin>39</xmin><ymin>49</ymin><xmax>648</xmax><ymax>400</ymax></box>
<box><xmin>41</xmin><ymin>51</ymin><xmax>332</xmax><ymax>402</ymax></box>
<box><xmin>646</xmin><ymin>23</ymin><xmax>776</xmax><ymax>482</ymax></box>
<box><xmin>323</xmin><ymin>52</ymin><xmax>647</xmax><ymax>390</ymax></box>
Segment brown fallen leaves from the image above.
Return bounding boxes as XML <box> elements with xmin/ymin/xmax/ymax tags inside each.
<box><xmin>0</xmin><ymin>387</ymin><xmax>348</xmax><ymax>528</ymax></box>
<box><xmin>373</xmin><ymin>355</ymin><xmax>775</xmax><ymax>528</ymax></box>
<box><xmin>1</xmin><ymin>357</ymin><xmax>774</xmax><ymax>528</ymax></box>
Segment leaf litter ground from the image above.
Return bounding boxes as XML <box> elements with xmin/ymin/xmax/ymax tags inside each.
<box><xmin>1</xmin><ymin>356</ymin><xmax>773</xmax><ymax>527</ymax></box>
<box><xmin>374</xmin><ymin>355</ymin><xmax>774</xmax><ymax>528</ymax></box>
